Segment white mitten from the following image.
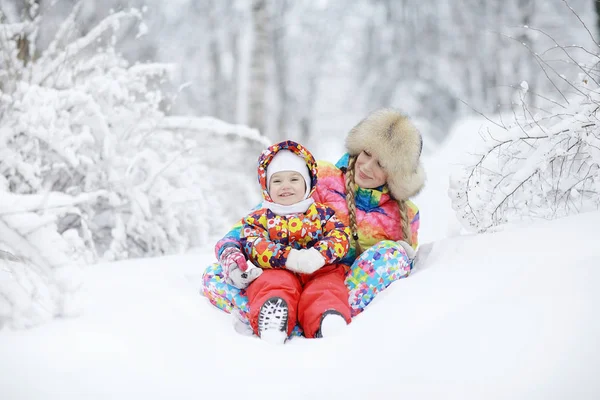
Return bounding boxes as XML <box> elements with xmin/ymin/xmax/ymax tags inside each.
<box><xmin>226</xmin><ymin>262</ymin><xmax>263</xmax><ymax>289</ymax></box>
<box><xmin>396</xmin><ymin>240</ymin><xmax>416</xmax><ymax>261</ymax></box>
<box><xmin>285</xmin><ymin>248</ymin><xmax>326</xmax><ymax>274</ymax></box>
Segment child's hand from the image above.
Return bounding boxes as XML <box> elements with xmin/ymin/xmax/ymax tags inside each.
<box><xmin>227</xmin><ymin>262</ymin><xmax>263</xmax><ymax>289</ymax></box>
<box><xmin>219</xmin><ymin>246</ymin><xmax>249</xmax><ymax>273</ymax></box>
<box><xmin>285</xmin><ymin>248</ymin><xmax>325</xmax><ymax>274</ymax></box>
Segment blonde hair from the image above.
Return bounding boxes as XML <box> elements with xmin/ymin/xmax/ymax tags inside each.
<box><xmin>345</xmin><ymin>155</ymin><xmax>412</xmax><ymax>255</ymax></box>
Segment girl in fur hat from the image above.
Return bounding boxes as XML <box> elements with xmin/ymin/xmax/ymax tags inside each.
<box><xmin>202</xmin><ymin>108</ymin><xmax>425</xmax><ymax>332</ymax></box>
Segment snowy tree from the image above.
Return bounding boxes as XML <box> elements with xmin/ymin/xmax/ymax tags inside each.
<box><xmin>449</xmin><ymin>20</ymin><xmax>600</xmax><ymax>232</ymax></box>
<box><xmin>19</xmin><ymin>0</ymin><xmax>596</xmax><ymax>148</ymax></box>
<box><xmin>346</xmin><ymin>0</ymin><xmax>597</xmax><ymax>142</ymax></box>
<box><xmin>270</xmin><ymin>0</ymin><xmax>354</xmax><ymax>146</ymax></box>
<box><xmin>0</xmin><ymin>3</ymin><xmax>268</xmax><ymax>329</ymax></box>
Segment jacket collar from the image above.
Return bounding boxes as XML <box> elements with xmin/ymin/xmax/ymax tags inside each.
<box><xmin>335</xmin><ymin>154</ymin><xmax>393</xmax><ymax>210</ymax></box>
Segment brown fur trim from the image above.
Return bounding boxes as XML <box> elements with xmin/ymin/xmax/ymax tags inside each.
<box><xmin>346</xmin><ymin>108</ymin><xmax>426</xmax><ymax>200</ymax></box>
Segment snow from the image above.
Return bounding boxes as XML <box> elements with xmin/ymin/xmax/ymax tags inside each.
<box><xmin>2</xmin><ymin>118</ymin><xmax>600</xmax><ymax>399</ymax></box>
<box><xmin>2</xmin><ymin>3</ymin><xmax>600</xmax><ymax>397</ymax></box>
<box><xmin>414</xmin><ymin>117</ymin><xmax>502</xmax><ymax>241</ymax></box>
<box><xmin>1</xmin><ymin>211</ymin><xmax>599</xmax><ymax>399</ymax></box>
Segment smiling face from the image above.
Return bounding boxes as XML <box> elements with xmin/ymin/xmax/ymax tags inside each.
<box><xmin>354</xmin><ymin>150</ymin><xmax>388</xmax><ymax>189</ymax></box>
<box><xmin>268</xmin><ymin>171</ymin><xmax>307</xmax><ymax>206</ymax></box>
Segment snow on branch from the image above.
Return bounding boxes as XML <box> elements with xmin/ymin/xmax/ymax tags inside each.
<box><xmin>128</xmin><ymin>63</ymin><xmax>176</xmax><ymax>79</ymax></box>
<box><xmin>32</xmin><ymin>8</ymin><xmax>143</xmax><ymax>86</ymax></box>
<box><xmin>156</xmin><ymin>116</ymin><xmax>271</xmax><ymax>146</ymax></box>
<box><xmin>449</xmin><ymin>10</ymin><xmax>600</xmax><ymax>233</ymax></box>
<box><xmin>1</xmin><ymin>6</ymin><xmax>268</xmax><ymax>329</ymax></box>
<box><xmin>0</xmin><ymin>212</ymin><xmax>81</xmax><ymax>330</ymax></box>
<box><xmin>450</xmin><ymin>80</ymin><xmax>600</xmax><ymax>232</ymax></box>
<box><xmin>43</xmin><ymin>2</ymin><xmax>83</xmax><ymax>59</ymax></box>
<box><xmin>0</xmin><ymin>190</ymin><xmax>107</xmax><ymax>215</ymax></box>
<box><xmin>0</xmin><ymin>22</ymin><xmax>35</xmax><ymax>39</ymax></box>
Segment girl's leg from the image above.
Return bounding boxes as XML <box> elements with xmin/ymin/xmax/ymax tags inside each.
<box><xmin>345</xmin><ymin>240</ymin><xmax>412</xmax><ymax>317</ymax></box>
<box><xmin>201</xmin><ymin>263</ymin><xmax>305</xmax><ymax>336</ymax></box>
<box><xmin>246</xmin><ymin>269</ymin><xmax>302</xmax><ymax>337</ymax></box>
<box><xmin>297</xmin><ymin>265</ymin><xmax>351</xmax><ymax>338</ymax></box>
<box><xmin>201</xmin><ymin>262</ymin><xmax>250</xmax><ymax>320</ymax></box>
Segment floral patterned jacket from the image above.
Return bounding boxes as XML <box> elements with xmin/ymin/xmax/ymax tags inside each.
<box><xmin>240</xmin><ymin>140</ymin><xmax>350</xmax><ymax>269</ymax></box>
<box><xmin>241</xmin><ymin>203</ymin><xmax>350</xmax><ymax>269</ymax></box>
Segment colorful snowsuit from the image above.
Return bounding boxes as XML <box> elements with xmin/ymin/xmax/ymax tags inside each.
<box><xmin>202</xmin><ymin>153</ymin><xmax>420</xmax><ymax>330</ymax></box>
<box><xmin>313</xmin><ymin>154</ymin><xmax>420</xmax><ymax>259</ymax></box>
<box><xmin>244</xmin><ymin>205</ymin><xmax>351</xmax><ymax>337</ymax></box>
<box><xmin>242</xmin><ymin>141</ymin><xmax>351</xmax><ymax>338</ymax></box>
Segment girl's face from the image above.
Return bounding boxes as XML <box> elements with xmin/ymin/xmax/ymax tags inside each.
<box><xmin>269</xmin><ymin>171</ymin><xmax>307</xmax><ymax>205</ymax></box>
<box><xmin>354</xmin><ymin>151</ymin><xmax>388</xmax><ymax>189</ymax></box>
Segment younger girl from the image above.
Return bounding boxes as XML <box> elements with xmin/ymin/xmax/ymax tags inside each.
<box><xmin>240</xmin><ymin>140</ymin><xmax>351</xmax><ymax>343</ymax></box>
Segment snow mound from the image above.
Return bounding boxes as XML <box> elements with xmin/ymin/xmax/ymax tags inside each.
<box><xmin>1</xmin><ymin>211</ymin><xmax>599</xmax><ymax>399</ymax></box>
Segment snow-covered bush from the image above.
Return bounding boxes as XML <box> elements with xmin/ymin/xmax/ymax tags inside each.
<box><xmin>0</xmin><ymin>220</ymin><xmax>81</xmax><ymax>330</ymax></box>
<box><xmin>450</xmin><ymin>71</ymin><xmax>600</xmax><ymax>232</ymax></box>
<box><xmin>0</xmin><ymin>5</ymin><xmax>267</xmax><ymax>329</ymax></box>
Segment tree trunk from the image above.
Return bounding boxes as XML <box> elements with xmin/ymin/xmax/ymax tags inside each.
<box><xmin>298</xmin><ymin>75</ymin><xmax>317</xmax><ymax>145</ymax></box>
<box><xmin>248</xmin><ymin>0</ymin><xmax>270</xmax><ymax>135</ymax></box>
<box><xmin>230</xmin><ymin>32</ymin><xmax>240</xmax><ymax>121</ymax></box>
<box><xmin>11</xmin><ymin>0</ymin><xmax>43</xmax><ymax>65</ymax></box>
<box><xmin>517</xmin><ymin>0</ymin><xmax>535</xmax><ymax>110</ymax></box>
<box><xmin>208</xmin><ymin>6</ymin><xmax>222</xmax><ymax>119</ymax></box>
<box><xmin>596</xmin><ymin>0</ymin><xmax>600</xmax><ymax>44</ymax></box>
<box><xmin>272</xmin><ymin>0</ymin><xmax>291</xmax><ymax>141</ymax></box>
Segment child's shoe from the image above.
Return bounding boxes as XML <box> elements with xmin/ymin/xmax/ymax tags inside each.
<box><xmin>316</xmin><ymin>310</ymin><xmax>347</xmax><ymax>338</ymax></box>
<box><xmin>257</xmin><ymin>297</ymin><xmax>288</xmax><ymax>344</ymax></box>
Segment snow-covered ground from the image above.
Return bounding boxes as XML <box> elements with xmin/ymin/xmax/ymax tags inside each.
<box><xmin>413</xmin><ymin>117</ymin><xmax>505</xmax><ymax>243</ymax></box>
<box><xmin>1</xmin><ymin>119</ymin><xmax>600</xmax><ymax>400</ymax></box>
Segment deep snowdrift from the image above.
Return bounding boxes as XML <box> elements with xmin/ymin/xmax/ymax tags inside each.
<box><xmin>1</xmin><ymin>210</ymin><xmax>599</xmax><ymax>400</ymax></box>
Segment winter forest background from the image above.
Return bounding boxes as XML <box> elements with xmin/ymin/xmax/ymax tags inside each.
<box><xmin>1</xmin><ymin>0</ymin><xmax>600</xmax><ymax>329</ymax></box>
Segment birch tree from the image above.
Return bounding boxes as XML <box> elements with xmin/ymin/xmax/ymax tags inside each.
<box><xmin>248</xmin><ymin>0</ymin><xmax>269</xmax><ymax>135</ymax></box>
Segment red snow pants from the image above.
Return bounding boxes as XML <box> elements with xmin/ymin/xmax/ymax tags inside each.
<box><xmin>246</xmin><ymin>264</ymin><xmax>351</xmax><ymax>338</ymax></box>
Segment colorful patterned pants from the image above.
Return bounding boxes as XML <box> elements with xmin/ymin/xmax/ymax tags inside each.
<box><xmin>200</xmin><ymin>240</ymin><xmax>412</xmax><ymax>326</ymax></box>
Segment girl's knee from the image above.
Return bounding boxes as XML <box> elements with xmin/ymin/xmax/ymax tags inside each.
<box><xmin>202</xmin><ymin>262</ymin><xmax>223</xmax><ymax>280</ymax></box>
<box><xmin>260</xmin><ymin>269</ymin><xmax>301</xmax><ymax>288</ymax></box>
<box><xmin>367</xmin><ymin>240</ymin><xmax>399</xmax><ymax>253</ymax></box>
<box><xmin>247</xmin><ymin>269</ymin><xmax>301</xmax><ymax>301</ymax></box>
<box><xmin>363</xmin><ymin>240</ymin><xmax>411</xmax><ymax>262</ymax></box>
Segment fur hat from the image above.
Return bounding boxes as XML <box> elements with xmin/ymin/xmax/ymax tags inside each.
<box><xmin>345</xmin><ymin>108</ymin><xmax>426</xmax><ymax>200</ymax></box>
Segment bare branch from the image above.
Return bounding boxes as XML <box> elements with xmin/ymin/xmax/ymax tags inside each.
<box><xmin>540</xmin><ymin>44</ymin><xmax>600</xmax><ymax>61</ymax></box>
<box><xmin>520</xmin><ymin>25</ymin><xmax>599</xmax><ymax>87</ymax></box>
<box><xmin>457</xmin><ymin>98</ymin><xmax>506</xmax><ymax>129</ymax></box>
<box><xmin>495</xmin><ymin>30</ymin><xmax>570</xmax><ymax>103</ymax></box>
<box><xmin>561</xmin><ymin>0</ymin><xmax>600</xmax><ymax>49</ymax></box>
